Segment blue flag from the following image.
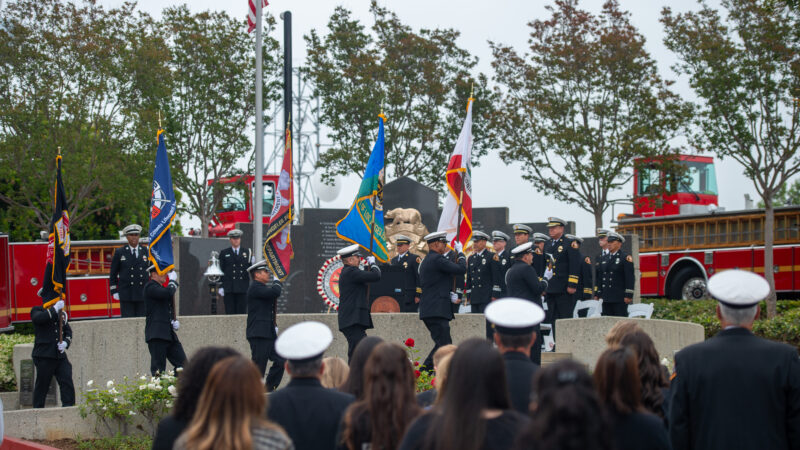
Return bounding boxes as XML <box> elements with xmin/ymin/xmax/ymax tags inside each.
<box><xmin>335</xmin><ymin>116</ymin><xmax>389</xmax><ymax>262</ymax></box>
<box><xmin>148</xmin><ymin>129</ymin><xmax>177</xmax><ymax>275</ymax></box>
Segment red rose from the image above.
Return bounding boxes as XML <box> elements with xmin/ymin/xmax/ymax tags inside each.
<box><xmin>414</xmin><ymin>361</ymin><xmax>420</xmax><ymax>367</ymax></box>
<box><xmin>405</xmin><ymin>338</ymin><xmax>415</xmax><ymax>348</ymax></box>
<box><xmin>431</xmin><ymin>378</ymin><xmax>436</xmax><ymax>386</ymax></box>
<box><xmin>414</xmin><ymin>370</ymin><xmax>421</xmax><ymax>378</ymax></box>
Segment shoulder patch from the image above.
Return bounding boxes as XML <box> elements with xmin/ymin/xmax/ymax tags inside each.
<box><xmin>571</xmin><ymin>240</ymin><xmax>579</xmax><ymax>249</ymax></box>
<box><xmin>626</xmin><ymin>255</ymin><xmax>633</xmax><ymax>263</ymax></box>
<box><xmin>585</xmin><ymin>256</ymin><xmax>591</xmax><ymax>264</ymax></box>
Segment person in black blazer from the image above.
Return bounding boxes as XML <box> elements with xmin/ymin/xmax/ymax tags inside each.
<box><xmin>669</xmin><ymin>269</ymin><xmax>800</xmax><ymax>450</ymax></box>
<box><xmin>108</xmin><ymin>224</ymin><xmax>149</xmax><ymax>317</ymax></box>
<box><xmin>144</xmin><ymin>266</ymin><xmax>186</xmax><ymax>375</ymax></box>
<box><xmin>543</xmin><ymin>218</ymin><xmax>581</xmax><ymax>335</ymax></box>
<box><xmin>565</xmin><ymin>234</ymin><xmax>594</xmax><ymax>303</ymax></box>
<box><xmin>390</xmin><ymin>235</ymin><xmax>422</xmax><ymax>313</ymax></box>
<box><xmin>595</xmin><ymin>232</ymin><xmax>634</xmax><ymax>317</ymax></box>
<box><xmin>218</xmin><ymin>229</ymin><xmax>252</xmax><ymax>314</ymax></box>
<box><xmin>490</xmin><ymin>231</ymin><xmax>511</xmax><ymax>299</ymax></box>
<box><xmin>269</xmin><ymin>321</ymin><xmax>355</xmax><ymax>450</ymax></box>
<box><xmin>418</xmin><ymin>231</ymin><xmax>466</xmax><ymax>369</ymax></box>
<box><xmin>31</xmin><ymin>296</ymin><xmax>74</xmax><ymax>408</ymax></box>
<box><xmin>337</xmin><ymin>244</ymin><xmax>381</xmax><ymax>361</ymax></box>
<box><xmin>246</xmin><ymin>259</ymin><xmax>284</xmax><ymax>391</ymax></box>
<box><xmin>485</xmin><ymin>298</ymin><xmax>546</xmax><ymax>414</ymax></box>
<box><xmin>505</xmin><ymin>242</ymin><xmax>552</xmax><ymax>366</ymax></box>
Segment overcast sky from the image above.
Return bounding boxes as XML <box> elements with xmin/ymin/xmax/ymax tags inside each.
<box><xmin>95</xmin><ymin>0</ymin><xmax>774</xmax><ymax>236</ymax></box>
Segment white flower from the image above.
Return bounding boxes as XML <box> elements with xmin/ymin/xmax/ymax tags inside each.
<box><xmin>165</xmin><ymin>401</ymin><xmax>173</xmax><ymax>408</ymax></box>
<box><xmin>109</xmin><ymin>388</ymin><xmax>118</xmax><ymax>395</ymax></box>
<box><xmin>660</xmin><ymin>357</ymin><xmax>669</xmax><ymax>366</ymax></box>
<box><xmin>168</xmin><ymin>385</ymin><xmax>177</xmax><ymax>397</ymax></box>
<box><xmin>113</xmin><ymin>397</ymin><xmax>120</xmax><ymax>403</ymax></box>
<box><xmin>102</xmin><ymin>406</ymin><xmax>107</xmax><ymax>411</ymax></box>
<box><xmin>153</xmin><ymin>377</ymin><xmax>160</xmax><ymax>384</ymax></box>
<box><xmin>175</xmin><ymin>367</ymin><xmax>183</xmax><ymax>373</ymax></box>
<box><xmin>128</xmin><ymin>410</ymin><xmax>136</xmax><ymax>416</ymax></box>
<box><xmin>106</xmin><ymin>380</ymin><xmax>114</xmax><ymax>388</ymax></box>
<box><xmin>167</xmin><ymin>369</ymin><xmax>175</xmax><ymax>376</ymax></box>
<box><xmin>139</xmin><ymin>385</ymin><xmax>147</xmax><ymax>390</ymax></box>
<box><xmin>154</xmin><ymin>385</ymin><xmax>162</xmax><ymax>391</ymax></box>
<box><xmin>140</xmin><ymin>375</ymin><xmax>147</xmax><ymax>381</ymax></box>
<box><xmin>87</xmin><ymin>380</ymin><xmax>94</xmax><ymax>387</ymax></box>
<box><xmin>147</xmin><ymin>383</ymin><xmax>156</xmax><ymax>390</ymax></box>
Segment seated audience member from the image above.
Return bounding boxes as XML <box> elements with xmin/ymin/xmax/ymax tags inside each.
<box><xmin>174</xmin><ymin>355</ymin><xmax>292</xmax><ymax>450</ymax></box>
<box><xmin>485</xmin><ymin>298</ymin><xmax>545</xmax><ymax>413</ymax></box>
<box><xmin>321</xmin><ymin>357</ymin><xmax>350</xmax><ymax>389</ymax></box>
<box><xmin>513</xmin><ymin>359</ymin><xmax>613</xmax><ymax>450</ymax></box>
<box><xmin>618</xmin><ymin>329</ymin><xmax>670</xmax><ymax>425</ymax></box>
<box><xmin>339</xmin><ymin>343</ymin><xmax>422</xmax><ymax>450</ymax></box>
<box><xmin>432</xmin><ymin>354</ymin><xmax>453</xmax><ymax>406</ymax></box>
<box><xmin>399</xmin><ymin>338</ymin><xmax>528</xmax><ymax>450</ymax></box>
<box><xmin>268</xmin><ymin>321</ymin><xmax>354</xmax><ymax>450</ymax></box>
<box><xmin>416</xmin><ymin>344</ymin><xmax>457</xmax><ymax>407</ymax></box>
<box><xmin>594</xmin><ymin>347</ymin><xmax>670</xmax><ymax>450</ymax></box>
<box><xmin>669</xmin><ymin>270</ymin><xmax>800</xmax><ymax>450</ymax></box>
<box><xmin>152</xmin><ymin>346</ymin><xmax>240</xmax><ymax>450</ymax></box>
<box><xmin>340</xmin><ymin>336</ymin><xmax>383</xmax><ymax>400</ymax></box>
<box><xmin>604</xmin><ymin>320</ymin><xmax>642</xmax><ymax>347</ymax></box>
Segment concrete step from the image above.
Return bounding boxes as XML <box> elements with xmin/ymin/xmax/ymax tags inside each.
<box><xmin>541</xmin><ymin>352</ymin><xmax>572</xmax><ymax>366</ymax></box>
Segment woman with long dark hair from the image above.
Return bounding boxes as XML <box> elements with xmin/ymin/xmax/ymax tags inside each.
<box><xmin>173</xmin><ymin>355</ymin><xmax>293</xmax><ymax>450</ymax></box>
<box><xmin>399</xmin><ymin>338</ymin><xmax>528</xmax><ymax>450</ymax></box>
<box><xmin>340</xmin><ymin>336</ymin><xmax>383</xmax><ymax>400</ymax></box>
<box><xmin>513</xmin><ymin>359</ymin><xmax>613</xmax><ymax>450</ymax></box>
<box><xmin>618</xmin><ymin>329</ymin><xmax>670</xmax><ymax>424</ymax></box>
<box><xmin>593</xmin><ymin>347</ymin><xmax>670</xmax><ymax>450</ymax></box>
<box><xmin>339</xmin><ymin>342</ymin><xmax>421</xmax><ymax>450</ymax></box>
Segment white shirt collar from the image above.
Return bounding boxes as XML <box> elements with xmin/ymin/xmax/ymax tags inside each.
<box><xmin>398</xmin><ymin>251</ymin><xmax>408</xmax><ymax>258</ymax></box>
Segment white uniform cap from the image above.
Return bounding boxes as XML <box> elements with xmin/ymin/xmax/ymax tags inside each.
<box><xmin>247</xmin><ymin>259</ymin><xmax>269</xmax><ymax>273</ymax></box>
<box><xmin>394</xmin><ymin>235</ymin><xmax>412</xmax><ymax>245</ymax></box>
<box><xmin>607</xmin><ymin>231</ymin><xmax>625</xmax><ymax>243</ymax></box>
<box><xmin>597</xmin><ymin>228</ymin><xmax>610</xmax><ymax>238</ymax></box>
<box><xmin>511</xmin><ymin>242</ymin><xmax>534</xmax><ymax>255</ymax></box>
<box><xmin>492</xmin><ymin>231</ymin><xmax>510</xmax><ymax>241</ymax></box>
<box><xmin>565</xmin><ymin>234</ymin><xmax>583</xmax><ymax>244</ymax></box>
<box><xmin>485</xmin><ymin>298</ymin><xmax>545</xmax><ymax>335</ymax></box>
<box><xmin>122</xmin><ymin>224</ymin><xmax>142</xmax><ymax>235</ymax></box>
<box><xmin>707</xmin><ymin>269</ymin><xmax>769</xmax><ymax>309</ymax></box>
<box><xmin>337</xmin><ymin>244</ymin><xmax>361</xmax><ymax>258</ymax></box>
<box><xmin>513</xmin><ymin>224</ymin><xmax>532</xmax><ymax>234</ymax></box>
<box><xmin>532</xmin><ymin>232</ymin><xmax>549</xmax><ymax>243</ymax></box>
<box><xmin>547</xmin><ymin>217</ymin><xmax>566</xmax><ymax>227</ymax></box>
<box><xmin>424</xmin><ymin>231</ymin><xmax>448</xmax><ymax>243</ymax></box>
<box><xmin>472</xmin><ymin>231</ymin><xmax>490</xmax><ymax>241</ymax></box>
<box><xmin>227</xmin><ymin>229</ymin><xmax>244</xmax><ymax>238</ymax></box>
<box><xmin>275</xmin><ymin>321</ymin><xmax>333</xmax><ymax>361</ymax></box>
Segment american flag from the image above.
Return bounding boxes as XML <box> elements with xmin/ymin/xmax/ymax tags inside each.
<box><xmin>247</xmin><ymin>0</ymin><xmax>269</xmax><ymax>33</ymax></box>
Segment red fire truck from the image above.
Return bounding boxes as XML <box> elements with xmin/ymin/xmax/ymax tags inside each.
<box><xmin>207</xmin><ymin>174</ymin><xmax>279</xmax><ymax>237</ymax></box>
<box><xmin>616</xmin><ymin>155</ymin><xmax>800</xmax><ymax>299</ymax></box>
<box><xmin>0</xmin><ymin>233</ymin><xmax>125</xmax><ymax>330</ymax></box>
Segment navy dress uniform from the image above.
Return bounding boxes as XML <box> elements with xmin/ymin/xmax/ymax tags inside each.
<box><xmin>595</xmin><ymin>232</ymin><xmax>634</xmax><ymax>317</ymax></box>
<box><xmin>543</xmin><ymin>217</ymin><xmax>581</xmax><ymax>332</ymax></box>
<box><xmin>669</xmin><ymin>270</ymin><xmax>800</xmax><ymax>450</ymax></box>
<box><xmin>269</xmin><ymin>321</ymin><xmax>355</xmax><ymax>450</ymax></box>
<box><xmin>505</xmin><ymin>242</ymin><xmax>550</xmax><ymax>366</ymax></box>
<box><xmin>466</xmin><ymin>231</ymin><xmax>494</xmax><ymax>314</ymax></box>
<box><xmin>485</xmin><ymin>298</ymin><xmax>545</xmax><ymax>414</ymax></box>
<box><xmin>337</xmin><ymin>244</ymin><xmax>381</xmax><ymax>361</ymax></box>
<box><xmin>245</xmin><ymin>260</ymin><xmax>284</xmax><ymax>391</ymax></box>
<box><xmin>31</xmin><ymin>298</ymin><xmax>75</xmax><ymax>408</ymax></box>
<box><xmin>109</xmin><ymin>224</ymin><xmax>149</xmax><ymax>317</ymax></box>
<box><xmin>594</xmin><ymin>228</ymin><xmax>611</xmax><ymax>300</ymax></box>
<box><xmin>143</xmin><ymin>266</ymin><xmax>186</xmax><ymax>375</ymax></box>
<box><xmin>219</xmin><ymin>229</ymin><xmax>251</xmax><ymax>315</ymax></box>
<box><xmin>419</xmin><ymin>231</ymin><xmax>467</xmax><ymax>369</ymax></box>
<box><xmin>565</xmin><ymin>234</ymin><xmax>594</xmax><ymax>302</ymax></box>
<box><xmin>390</xmin><ymin>235</ymin><xmax>422</xmax><ymax>313</ymax></box>
<box><xmin>490</xmin><ymin>231</ymin><xmax>512</xmax><ymax>299</ymax></box>
<box><xmin>531</xmin><ymin>233</ymin><xmax>549</xmax><ymax>276</ymax></box>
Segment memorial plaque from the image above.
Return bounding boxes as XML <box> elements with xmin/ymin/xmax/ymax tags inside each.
<box><xmin>19</xmin><ymin>359</ymin><xmax>34</xmax><ymax>407</ymax></box>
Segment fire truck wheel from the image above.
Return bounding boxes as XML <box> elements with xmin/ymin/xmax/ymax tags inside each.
<box><xmin>670</xmin><ymin>267</ymin><xmax>708</xmax><ymax>300</ymax></box>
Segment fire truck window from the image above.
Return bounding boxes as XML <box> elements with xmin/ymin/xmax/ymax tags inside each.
<box><xmin>262</xmin><ymin>181</ymin><xmax>275</xmax><ymax>217</ymax></box>
<box><xmin>637</xmin><ymin>166</ymin><xmax>660</xmax><ymax>196</ymax></box>
<box><xmin>679</xmin><ymin>162</ymin><xmax>718</xmax><ymax>196</ymax></box>
<box><xmin>219</xmin><ymin>186</ymin><xmax>247</xmax><ymax>213</ymax></box>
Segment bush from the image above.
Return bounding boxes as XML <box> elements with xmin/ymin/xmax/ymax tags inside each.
<box><xmin>77</xmin><ymin>434</ymin><xmax>152</xmax><ymax>450</ymax></box>
<box><xmin>0</xmin><ymin>333</ymin><xmax>35</xmax><ymax>391</ymax></box>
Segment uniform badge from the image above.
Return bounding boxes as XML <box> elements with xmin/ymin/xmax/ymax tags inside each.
<box><xmin>120</xmin><ymin>256</ymin><xmax>126</xmax><ymax>261</ymax></box>
<box><xmin>585</xmin><ymin>256</ymin><xmax>591</xmax><ymax>264</ymax></box>
<box><xmin>626</xmin><ymin>255</ymin><xmax>633</xmax><ymax>263</ymax></box>
<box><xmin>557</xmin><ymin>245</ymin><xmax>563</xmax><ymax>253</ymax></box>
<box><xmin>403</xmin><ymin>261</ymin><xmax>408</xmax><ymax>268</ymax></box>
<box><xmin>502</xmin><ymin>259</ymin><xmax>507</xmax><ymax>266</ymax></box>
<box><xmin>571</xmin><ymin>241</ymin><xmax>579</xmax><ymax>249</ymax></box>
<box><xmin>615</xmin><ymin>258</ymin><xmax>620</xmax><ymax>264</ymax></box>
<box><xmin>482</xmin><ymin>258</ymin><xmax>486</xmax><ymax>265</ymax></box>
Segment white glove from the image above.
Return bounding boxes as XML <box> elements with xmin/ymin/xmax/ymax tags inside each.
<box><xmin>449</xmin><ymin>292</ymin><xmax>459</xmax><ymax>304</ymax></box>
<box><xmin>218</xmin><ymin>287</ymin><xmax>225</xmax><ymax>296</ymax></box>
<box><xmin>62</xmin><ymin>312</ymin><xmax>68</xmax><ymax>324</ymax></box>
<box><xmin>112</xmin><ymin>293</ymin><xmax>120</xmax><ymax>301</ymax></box>
<box><xmin>171</xmin><ymin>320</ymin><xmax>180</xmax><ymax>331</ymax></box>
<box><xmin>454</xmin><ymin>242</ymin><xmax>463</xmax><ymax>253</ymax></box>
<box><xmin>54</xmin><ymin>300</ymin><xmax>65</xmax><ymax>312</ymax></box>
<box><xmin>543</xmin><ymin>268</ymin><xmax>554</xmax><ymax>280</ymax></box>
<box><xmin>367</xmin><ymin>256</ymin><xmax>376</xmax><ymax>265</ymax></box>
<box><xmin>57</xmin><ymin>341</ymin><xmax>67</xmax><ymax>353</ymax></box>
<box><xmin>168</xmin><ymin>271</ymin><xmax>177</xmax><ymax>282</ymax></box>
<box><xmin>274</xmin><ymin>326</ymin><xmax>279</xmax><ymax>335</ymax></box>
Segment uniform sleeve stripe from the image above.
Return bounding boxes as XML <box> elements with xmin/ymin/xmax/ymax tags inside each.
<box><xmin>568</xmin><ymin>276</ymin><xmax>579</xmax><ymax>282</ymax></box>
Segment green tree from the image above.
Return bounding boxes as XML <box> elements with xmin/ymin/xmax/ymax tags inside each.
<box><xmin>159</xmin><ymin>6</ymin><xmax>282</xmax><ymax>238</ymax></box>
<box><xmin>0</xmin><ymin>0</ymin><xmax>168</xmax><ymax>241</ymax></box>
<box><xmin>305</xmin><ymin>2</ymin><xmax>496</xmax><ymax>191</ymax></box>
<box><xmin>758</xmin><ymin>178</ymin><xmax>800</xmax><ymax>207</ymax></box>
<box><xmin>489</xmin><ymin>0</ymin><xmax>692</xmax><ymax>229</ymax></box>
<box><xmin>662</xmin><ymin>0</ymin><xmax>800</xmax><ymax>318</ymax></box>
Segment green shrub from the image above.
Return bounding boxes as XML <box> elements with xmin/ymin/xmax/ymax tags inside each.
<box><xmin>77</xmin><ymin>433</ymin><xmax>152</xmax><ymax>450</ymax></box>
<box><xmin>0</xmin><ymin>333</ymin><xmax>35</xmax><ymax>391</ymax></box>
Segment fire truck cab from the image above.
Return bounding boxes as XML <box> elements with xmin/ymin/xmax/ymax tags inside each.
<box><xmin>208</xmin><ymin>174</ymin><xmax>279</xmax><ymax>237</ymax></box>
<box><xmin>618</xmin><ymin>155</ymin><xmax>800</xmax><ymax>299</ymax></box>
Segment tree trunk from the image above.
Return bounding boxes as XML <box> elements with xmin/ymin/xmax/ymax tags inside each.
<box><xmin>593</xmin><ymin>206</ymin><xmax>604</xmax><ymax>231</ymax></box>
<box><xmin>764</xmin><ymin>199</ymin><xmax>776</xmax><ymax>318</ymax></box>
<box><xmin>200</xmin><ymin>214</ymin><xmax>209</xmax><ymax>239</ymax></box>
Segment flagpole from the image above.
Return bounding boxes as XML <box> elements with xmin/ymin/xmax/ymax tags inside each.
<box><xmin>452</xmin><ymin>189</ymin><xmax>463</xmax><ymax>294</ymax></box>
<box><xmin>253</xmin><ymin>0</ymin><xmax>264</xmax><ymax>257</ymax></box>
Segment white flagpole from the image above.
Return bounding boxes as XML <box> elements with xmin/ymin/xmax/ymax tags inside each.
<box><xmin>253</xmin><ymin>0</ymin><xmax>264</xmax><ymax>256</ymax></box>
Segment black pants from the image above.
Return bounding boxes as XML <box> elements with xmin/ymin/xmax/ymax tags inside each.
<box><xmin>400</xmin><ymin>292</ymin><xmax>419</xmax><ymax>313</ymax></box>
<box><xmin>545</xmin><ymin>292</ymin><xmax>575</xmax><ymax>340</ymax></box>
<box><xmin>603</xmin><ymin>302</ymin><xmax>628</xmax><ymax>317</ymax></box>
<box><xmin>422</xmin><ymin>318</ymin><xmax>452</xmax><ymax>370</ymax></box>
<box><xmin>249</xmin><ymin>338</ymin><xmax>285</xmax><ymax>391</ymax></box>
<box><xmin>120</xmin><ymin>301</ymin><xmax>146</xmax><ymax>318</ymax></box>
<box><xmin>341</xmin><ymin>325</ymin><xmax>367</xmax><ymax>362</ymax></box>
<box><xmin>148</xmin><ymin>338</ymin><xmax>187</xmax><ymax>376</ymax></box>
<box><xmin>470</xmin><ymin>302</ymin><xmax>494</xmax><ymax>340</ymax></box>
<box><xmin>530</xmin><ymin>326</ymin><xmax>542</xmax><ymax>366</ymax></box>
<box><xmin>224</xmin><ymin>292</ymin><xmax>248</xmax><ymax>315</ymax></box>
<box><xmin>33</xmin><ymin>357</ymin><xmax>75</xmax><ymax>408</ymax></box>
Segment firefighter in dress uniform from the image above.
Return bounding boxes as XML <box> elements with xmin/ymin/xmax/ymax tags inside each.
<box><xmin>337</xmin><ymin>244</ymin><xmax>381</xmax><ymax>361</ymax></box>
<box><xmin>219</xmin><ymin>229</ymin><xmax>252</xmax><ymax>315</ymax></box>
<box><xmin>512</xmin><ymin>224</ymin><xmax>532</xmax><ymax>248</ymax></box>
<box><xmin>490</xmin><ymin>231</ymin><xmax>512</xmax><ymax>299</ymax></box>
<box><xmin>565</xmin><ymin>234</ymin><xmax>594</xmax><ymax>309</ymax></box>
<box><xmin>143</xmin><ymin>265</ymin><xmax>186</xmax><ymax>375</ymax></box>
<box><xmin>531</xmin><ymin>232</ymin><xmax>550</xmax><ymax>276</ymax></box>
<box><xmin>109</xmin><ymin>224</ymin><xmax>149</xmax><ymax>317</ymax></box>
<box><xmin>594</xmin><ymin>232</ymin><xmax>634</xmax><ymax>317</ymax></box>
<box><xmin>466</xmin><ymin>231</ymin><xmax>495</xmax><ymax>339</ymax></box>
<box><xmin>594</xmin><ymin>228</ymin><xmax>611</xmax><ymax>303</ymax></box>
<box><xmin>543</xmin><ymin>217</ymin><xmax>580</xmax><ymax>338</ymax></box>
<box><xmin>31</xmin><ymin>295</ymin><xmax>75</xmax><ymax>408</ymax></box>
<box><xmin>390</xmin><ymin>235</ymin><xmax>421</xmax><ymax>313</ymax></box>
<box><xmin>246</xmin><ymin>259</ymin><xmax>284</xmax><ymax>391</ymax></box>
